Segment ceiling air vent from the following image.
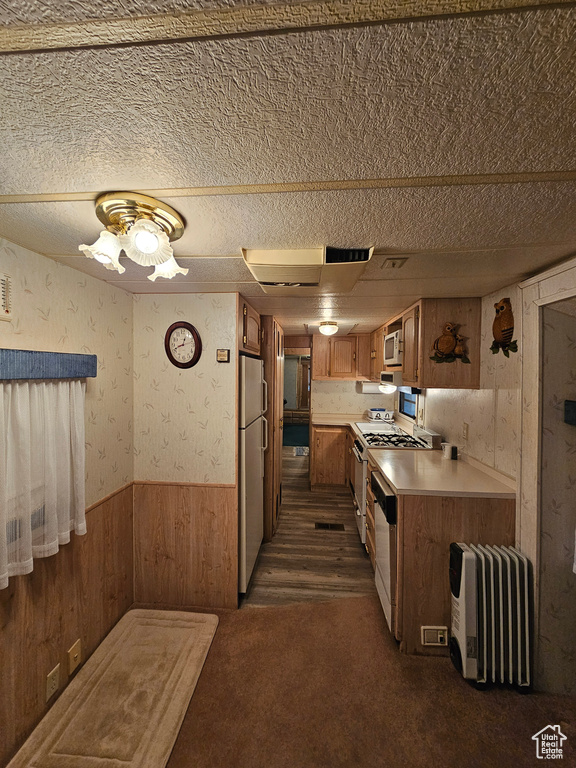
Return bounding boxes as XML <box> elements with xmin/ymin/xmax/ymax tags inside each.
<box><xmin>241</xmin><ymin>247</ymin><xmax>373</xmax><ymax>295</ymax></box>
<box><xmin>324</xmin><ymin>247</ymin><xmax>371</xmax><ymax>264</ymax></box>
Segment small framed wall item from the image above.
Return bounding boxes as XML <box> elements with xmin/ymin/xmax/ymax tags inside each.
<box><xmin>164</xmin><ymin>322</ymin><xmax>202</xmax><ymax>368</ymax></box>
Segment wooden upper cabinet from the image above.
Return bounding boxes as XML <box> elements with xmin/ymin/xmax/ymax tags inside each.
<box><xmin>311</xmin><ymin>333</ymin><xmax>370</xmax><ymax>380</ymax></box>
<box><xmin>330</xmin><ymin>336</ymin><xmax>357</xmax><ymax>377</ymax></box>
<box><xmin>402</xmin><ymin>298</ymin><xmax>481</xmax><ymax>389</ymax></box>
<box><xmin>370</xmin><ymin>325</ymin><xmax>385</xmax><ymax>381</ymax></box>
<box><xmin>239</xmin><ymin>299</ymin><xmax>261</xmax><ymax>355</ymax></box>
<box><xmin>401</xmin><ymin>303</ymin><xmax>420</xmax><ymax>386</ymax></box>
<box><xmin>355</xmin><ymin>334</ymin><xmax>371</xmax><ymax>380</ymax></box>
<box><xmin>311</xmin><ymin>334</ymin><xmax>331</xmax><ymax>379</ymax></box>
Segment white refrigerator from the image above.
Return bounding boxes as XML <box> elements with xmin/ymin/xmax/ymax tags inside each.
<box><xmin>239</xmin><ymin>356</ymin><xmax>268</xmax><ymax>593</ymax></box>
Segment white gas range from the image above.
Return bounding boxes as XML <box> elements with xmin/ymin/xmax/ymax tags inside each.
<box><xmin>351</xmin><ymin>421</ymin><xmax>440</xmax><ymax>544</ymax></box>
<box><xmin>355</xmin><ymin>421</ymin><xmax>439</xmax><ymax>450</ymax></box>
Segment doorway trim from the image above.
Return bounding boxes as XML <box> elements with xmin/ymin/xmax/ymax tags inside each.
<box><xmin>519</xmin><ymin>254</ymin><xmax>576</xmax><ymax>686</ymax></box>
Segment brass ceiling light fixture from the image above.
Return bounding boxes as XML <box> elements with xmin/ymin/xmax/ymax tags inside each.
<box><xmin>79</xmin><ymin>192</ymin><xmax>188</xmax><ymax>281</ymax></box>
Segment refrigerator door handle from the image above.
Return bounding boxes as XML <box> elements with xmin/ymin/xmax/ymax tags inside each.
<box><xmin>262</xmin><ymin>378</ymin><xmax>268</xmax><ymax>414</ymax></box>
<box><xmin>262</xmin><ymin>416</ymin><xmax>269</xmax><ymax>452</ymax></box>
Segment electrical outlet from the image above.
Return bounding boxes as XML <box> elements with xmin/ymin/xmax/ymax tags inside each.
<box><xmin>421</xmin><ymin>626</ymin><xmax>449</xmax><ymax>646</ymax></box>
<box><xmin>46</xmin><ymin>663</ymin><xmax>60</xmax><ymax>702</ymax></box>
<box><xmin>418</xmin><ymin>407</ymin><xmax>424</xmax><ymax>425</ymax></box>
<box><xmin>68</xmin><ymin>638</ymin><xmax>82</xmax><ymax>675</ymax></box>
<box><xmin>462</xmin><ymin>422</ymin><xmax>469</xmax><ymax>440</ymax></box>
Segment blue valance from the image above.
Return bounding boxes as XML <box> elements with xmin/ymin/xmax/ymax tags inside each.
<box><xmin>0</xmin><ymin>349</ymin><xmax>97</xmax><ymax>380</ymax></box>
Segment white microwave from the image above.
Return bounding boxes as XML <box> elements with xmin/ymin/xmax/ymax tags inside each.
<box><xmin>384</xmin><ymin>330</ymin><xmax>402</xmax><ymax>366</ymax></box>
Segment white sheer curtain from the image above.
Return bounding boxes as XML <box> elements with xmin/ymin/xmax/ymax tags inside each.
<box><xmin>0</xmin><ymin>379</ymin><xmax>87</xmax><ymax>589</ymax></box>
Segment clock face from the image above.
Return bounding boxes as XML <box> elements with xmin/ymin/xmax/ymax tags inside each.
<box><xmin>165</xmin><ymin>322</ymin><xmax>202</xmax><ymax>368</ymax></box>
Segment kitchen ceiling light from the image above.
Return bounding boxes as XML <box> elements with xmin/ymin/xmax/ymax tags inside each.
<box><xmin>378</xmin><ymin>383</ymin><xmax>398</xmax><ymax>394</ymax></box>
<box><xmin>79</xmin><ymin>192</ymin><xmax>188</xmax><ymax>280</ymax></box>
<box><xmin>319</xmin><ymin>321</ymin><xmax>338</xmax><ymax>336</ymax></box>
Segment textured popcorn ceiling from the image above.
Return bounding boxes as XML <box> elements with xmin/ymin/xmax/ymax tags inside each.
<box><xmin>0</xmin><ymin>2</ymin><xmax>574</xmax><ymax>334</ymax></box>
<box><xmin>0</xmin><ymin>0</ymin><xmax>263</xmax><ymax>26</ymax></box>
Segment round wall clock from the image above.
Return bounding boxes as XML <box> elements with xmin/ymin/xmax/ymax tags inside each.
<box><xmin>164</xmin><ymin>322</ymin><xmax>202</xmax><ymax>368</ymax></box>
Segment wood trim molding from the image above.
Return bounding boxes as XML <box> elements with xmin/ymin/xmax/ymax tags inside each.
<box><xmin>519</xmin><ymin>253</ymin><xmax>576</xmax><ymax>288</ymax></box>
<box><xmin>85</xmin><ymin>482</ymin><xmax>133</xmax><ymax>513</ymax></box>
<box><xmin>134</xmin><ymin>480</ymin><xmax>236</xmax><ymax>488</ymax></box>
<box><xmin>0</xmin><ymin>0</ymin><xmax>572</xmax><ymax>54</ymax></box>
<box><xmin>2</xmin><ymin>171</ymin><xmax>576</xmax><ymax>206</ymax></box>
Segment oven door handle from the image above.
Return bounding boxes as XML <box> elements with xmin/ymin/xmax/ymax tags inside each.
<box><xmin>352</xmin><ymin>445</ymin><xmax>364</xmax><ymax>463</ymax></box>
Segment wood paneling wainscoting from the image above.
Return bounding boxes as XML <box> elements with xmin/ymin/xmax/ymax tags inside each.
<box><xmin>0</xmin><ymin>484</ymin><xmax>133</xmax><ymax>767</ymax></box>
<box><xmin>133</xmin><ymin>482</ymin><xmax>238</xmax><ymax>610</ymax></box>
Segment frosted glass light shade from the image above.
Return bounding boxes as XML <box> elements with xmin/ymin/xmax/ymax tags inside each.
<box><xmin>148</xmin><ymin>255</ymin><xmax>189</xmax><ymax>282</ymax></box>
<box><xmin>120</xmin><ymin>219</ymin><xmax>173</xmax><ymax>266</ymax></box>
<box><xmin>79</xmin><ymin>230</ymin><xmax>124</xmax><ymax>273</ymax></box>
<box><xmin>378</xmin><ymin>383</ymin><xmax>397</xmax><ymax>394</ymax></box>
<box><xmin>319</xmin><ymin>321</ymin><xmax>338</xmax><ymax>336</ymax></box>
<box><xmin>134</xmin><ymin>228</ymin><xmax>160</xmax><ymax>254</ymax></box>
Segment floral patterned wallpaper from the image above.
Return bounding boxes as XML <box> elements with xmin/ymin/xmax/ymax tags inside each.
<box><xmin>311</xmin><ymin>380</ymin><xmax>395</xmax><ymax>417</ymax></box>
<box><xmin>0</xmin><ymin>239</ymin><xmax>133</xmax><ymax>507</ymax></box>
<box><xmin>537</xmin><ymin>302</ymin><xmax>576</xmax><ymax>695</ymax></box>
<box><xmin>423</xmin><ymin>284</ymin><xmax>522</xmax><ymax>479</ymax></box>
<box><xmin>132</xmin><ymin>294</ymin><xmax>237</xmax><ymax>484</ymax></box>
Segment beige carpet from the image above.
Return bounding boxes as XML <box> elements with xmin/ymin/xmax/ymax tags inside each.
<box><xmin>8</xmin><ymin>609</ymin><xmax>218</xmax><ymax>768</ymax></box>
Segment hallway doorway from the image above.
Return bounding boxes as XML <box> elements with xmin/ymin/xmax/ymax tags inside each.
<box><xmin>283</xmin><ymin>352</ymin><xmax>310</xmax><ymax>447</ymax></box>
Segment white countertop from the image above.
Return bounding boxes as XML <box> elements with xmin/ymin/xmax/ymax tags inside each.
<box><xmin>310</xmin><ymin>413</ymin><xmax>365</xmax><ymax>434</ymax></box>
<box><xmin>368</xmin><ymin>449</ymin><xmax>516</xmax><ymax>499</ymax></box>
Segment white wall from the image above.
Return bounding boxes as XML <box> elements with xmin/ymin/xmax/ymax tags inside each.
<box><xmin>0</xmin><ymin>238</ymin><xmax>134</xmax><ymax>506</ymax></box>
<box><xmin>132</xmin><ymin>293</ymin><xmax>237</xmax><ymax>484</ymax></box>
<box><xmin>311</xmin><ymin>379</ymin><xmax>395</xmax><ymax>416</ymax></box>
<box><xmin>422</xmin><ymin>283</ymin><xmax>522</xmax><ymax>479</ymax></box>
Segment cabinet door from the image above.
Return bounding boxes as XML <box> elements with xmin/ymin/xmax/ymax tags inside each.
<box><xmin>330</xmin><ymin>337</ymin><xmax>357</xmax><ymax>377</ymax></box>
<box><xmin>370</xmin><ymin>325</ymin><xmax>385</xmax><ymax>381</ymax></box>
<box><xmin>355</xmin><ymin>334</ymin><xmax>371</xmax><ymax>380</ymax></box>
<box><xmin>311</xmin><ymin>426</ymin><xmax>346</xmax><ymax>486</ymax></box>
<box><xmin>311</xmin><ymin>334</ymin><xmax>330</xmax><ymax>379</ymax></box>
<box><xmin>402</xmin><ymin>304</ymin><xmax>420</xmax><ymax>385</ymax></box>
<box><xmin>242</xmin><ymin>302</ymin><xmax>261</xmax><ymax>354</ymax></box>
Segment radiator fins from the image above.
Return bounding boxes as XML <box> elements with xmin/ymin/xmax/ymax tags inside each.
<box><xmin>449</xmin><ymin>542</ymin><xmax>532</xmax><ymax>688</ymax></box>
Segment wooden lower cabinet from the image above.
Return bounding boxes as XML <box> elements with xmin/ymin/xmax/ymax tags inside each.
<box><xmin>310</xmin><ymin>425</ymin><xmax>347</xmax><ymax>489</ymax></box>
<box><xmin>395</xmin><ymin>493</ymin><xmax>515</xmax><ymax>655</ymax></box>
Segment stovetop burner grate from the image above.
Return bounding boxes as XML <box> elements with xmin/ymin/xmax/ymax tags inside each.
<box><xmin>362</xmin><ymin>432</ymin><xmax>429</xmax><ymax>448</ymax></box>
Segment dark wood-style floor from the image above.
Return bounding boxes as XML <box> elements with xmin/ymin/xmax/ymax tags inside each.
<box><xmin>243</xmin><ymin>447</ymin><xmax>377</xmax><ymax>606</ymax></box>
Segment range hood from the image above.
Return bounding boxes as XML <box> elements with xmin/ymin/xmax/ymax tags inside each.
<box><xmin>241</xmin><ymin>246</ymin><xmax>373</xmax><ymax>295</ymax></box>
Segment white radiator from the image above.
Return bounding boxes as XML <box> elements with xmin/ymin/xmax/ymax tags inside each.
<box><xmin>449</xmin><ymin>543</ymin><xmax>532</xmax><ymax>688</ymax></box>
